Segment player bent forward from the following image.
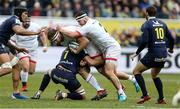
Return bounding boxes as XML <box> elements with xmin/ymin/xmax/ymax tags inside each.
<box><xmin>31</xmin><ymin>29</ymin><xmax>107</xmax><ymax>100</ymax></box>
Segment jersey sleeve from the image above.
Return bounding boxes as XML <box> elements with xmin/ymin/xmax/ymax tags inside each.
<box><xmin>77</xmin><ymin>25</ymin><xmax>89</xmax><ymax>37</ymax></box>
<box><xmin>136</xmin><ymin>23</ymin><xmax>149</xmax><ymax>54</ymax></box>
<box><xmin>12</xmin><ymin>18</ymin><xmax>21</xmax><ymax>27</ymax></box>
<box><xmin>165</xmin><ymin>26</ymin><xmax>174</xmax><ymax>50</ymax></box>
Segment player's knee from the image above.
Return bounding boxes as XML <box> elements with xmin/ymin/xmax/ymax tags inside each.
<box><xmin>22</xmin><ymin>66</ymin><xmax>29</xmax><ymax>72</ymax></box>
<box><xmin>45</xmin><ymin>69</ymin><xmax>52</xmax><ymax>77</ymax></box>
<box><xmin>76</xmin><ymin>88</ymin><xmax>86</xmax><ymax>99</ymax></box>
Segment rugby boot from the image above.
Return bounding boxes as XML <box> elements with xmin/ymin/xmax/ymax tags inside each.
<box><xmin>118</xmin><ymin>93</ymin><xmax>127</xmax><ymax>102</ymax></box>
<box><xmin>91</xmin><ymin>89</ymin><xmax>108</xmax><ymax>101</ymax></box>
<box><xmin>11</xmin><ymin>93</ymin><xmax>28</xmax><ymax>99</ymax></box>
<box><xmin>55</xmin><ymin>89</ymin><xmax>64</xmax><ymax>100</ymax></box>
<box><xmin>31</xmin><ymin>92</ymin><xmax>41</xmax><ymax>99</ymax></box>
<box><xmin>137</xmin><ymin>95</ymin><xmax>151</xmax><ymax>104</ymax></box>
<box><xmin>156</xmin><ymin>98</ymin><xmax>167</xmax><ymax>104</ymax></box>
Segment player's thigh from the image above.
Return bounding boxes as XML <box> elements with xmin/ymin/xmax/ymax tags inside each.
<box><xmin>19</xmin><ymin>58</ymin><xmax>30</xmax><ymax>71</ymax></box>
<box><xmin>29</xmin><ymin>50</ymin><xmax>37</xmax><ymax>73</ymax></box>
<box><xmin>151</xmin><ymin>68</ymin><xmax>162</xmax><ymax>79</ymax></box>
<box><xmin>133</xmin><ymin>61</ymin><xmax>149</xmax><ymax>75</ymax></box>
<box><xmin>18</xmin><ymin>52</ymin><xmax>30</xmax><ymax>66</ymax></box>
<box><xmin>104</xmin><ymin>45</ymin><xmax>120</xmax><ymax>73</ymax></box>
<box><xmin>0</xmin><ymin>53</ymin><xmax>11</xmax><ymax>64</ymax></box>
<box><xmin>12</xmin><ymin>64</ymin><xmax>21</xmax><ymax>81</ymax></box>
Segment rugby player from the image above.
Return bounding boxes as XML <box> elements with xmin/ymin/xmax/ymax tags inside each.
<box><xmin>56</xmin><ymin>11</ymin><xmax>131</xmax><ymax>102</ymax></box>
<box><xmin>10</xmin><ymin>17</ymin><xmax>47</xmax><ymax>92</ymax></box>
<box><xmin>0</xmin><ymin>7</ymin><xmax>44</xmax><ymax>77</ymax></box>
<box><xmin>31</xmin><ymin>30</ymin><xmax>105</xmax><ymax>100</ymax></box>
<box><xmin>131</xmin><ymin>6</ymin><xmax>174</xmax><ymax>104</ymax></box>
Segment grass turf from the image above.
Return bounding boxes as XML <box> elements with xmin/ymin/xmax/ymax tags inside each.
<box><xmin>0</xmin><ymin>73</ymin><xmax>180</xmax><ymax>108</ymax></box>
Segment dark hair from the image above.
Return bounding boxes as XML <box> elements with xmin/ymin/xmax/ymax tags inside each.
<box><xmin>13</xmin><ymin>7</ymin><xmax>28</xmax><ymax>22</ymax></box>
<box><xmin>146</xmin><ymin>6</ymin><xmax>157</xmax><ymax>16</ymax></box>
<box><xmin>74</xmin><ymin>11</ymin><xmax>87</xmax><ymax>18</ymax></box>
<box><xmin>13</xmin><ymin>7</ymin><xmax>28</xmax><ymax>16</ymax></box>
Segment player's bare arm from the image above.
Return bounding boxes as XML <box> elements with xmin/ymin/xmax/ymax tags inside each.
<box><xmin>7</xmin><ymin>40</ymin><xmax>28</xmax><ymax>53</ymax></box>
<box><xmin>83</xmin><ymin>56</ymin><xmax>104</xmax><ymax>66</ymax></box>
<box><xmin>12</xmin><ymin>25</ymin><xmax>41</xmax><ymax>36</ymax></box>
<box><xmin>56</xmin><ymin>25</ymin><xmax>80</xmax><ymax>38</ymax></box>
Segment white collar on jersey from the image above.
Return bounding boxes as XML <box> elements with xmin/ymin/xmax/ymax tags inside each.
<box><xmin>148</xmin><ymin>17</ymin><xmax>156</xmax><ymax>20</ymax></box>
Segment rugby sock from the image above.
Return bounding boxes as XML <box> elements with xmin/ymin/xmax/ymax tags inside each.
<box><xmin>39</xmin><ymin>74</ymin><xmax>51</xmax><ymax>91</ymax></box>
<box><xmin>20</xmin><ymin>71</ymin><xmax>28</xmax><ymax>86</ymax></box>
<box><xmin>135</xmin><ymin>74</ymin><xmax>148</xmax><ymax>96</ymax></box>
<box><xmin>153</xmin><ymin>77</ymin><xmax>164</xmax><ymax>100</ymax></box>
<box><xmin>67</xmin><ymin>92</ymin><xmax>83</xmax><ymax>100</ymax></box>
<box><xmin>128</xmin><ymin>75</ymin><xmax>136</xmax><ymax>83</ymax></box>
<box><xmin>86</xmin><ymin>74</ymin><xmax>103</xmax><ymax>91</ymax></box>
<box><xmin>118</xmin><ymin>88</ymin><xmax>125</xmax><ymax>95</ymax></box>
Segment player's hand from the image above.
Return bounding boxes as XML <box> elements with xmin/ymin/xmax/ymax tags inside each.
<box><xmin>43</xmin><ymin>46</ymin><xmax>48</xmax><ymax>52</ymax></box>
<box><xmin>16</xmin><ymin>48</ymin><xmax>29</xmax><ymax>53</ymax></box>
<box><xmin>80</xmin><ymin>60</ymin><xmax>87</xmax><ymax>66</ymax></box>
<box><xmin>130</xmin><ymin>53</ymin><xmax>138</xmax><ymax>61</ymax></box>
<box><xmin>168</xmin><ymin>49</ymin><xmax>173</xmax><ymax>57</ymax></box>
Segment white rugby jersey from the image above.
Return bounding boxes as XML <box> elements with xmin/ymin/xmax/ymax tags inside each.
<box><xmin>77</xmin><ymin>18</ymin><xmax>120</xmax><ymax>52</ymax></box>
<box><xmin>11</xmin><ymin>22</ymin><xmax>40</xmax><ymax>50</ymax></box>
<box><xmin>61</xmin><ymin>25</ymin><xmax>102</xmax><ymax>57</ymax></box>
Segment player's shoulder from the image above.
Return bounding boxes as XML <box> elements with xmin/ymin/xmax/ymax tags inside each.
<box><xmin>30</xmin><ymin>22</ymin><xmax>40</xmax><ymax>27</ymax></box>
<box><xmin>6</xmin><ymin>16</ymin><xmax>21</xmax><ymax>24</ymax></box>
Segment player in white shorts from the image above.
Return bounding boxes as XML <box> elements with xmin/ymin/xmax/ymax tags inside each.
<box><xmin>57</xmin><ymin>11</ymin><xmax>131</xmax><ymax>102</ymax></box>
<box><xmin>10</xmin><ymin>17</ymin><xmax>47</xmax><ymax>92</ymax></box>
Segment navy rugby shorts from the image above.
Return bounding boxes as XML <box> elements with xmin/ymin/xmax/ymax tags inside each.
<box><xmin>140</xmin><ymin>52</ymin><xmax>166</xmax><ymax>68</ymax></box>
<box><xmin>51</xmin><ymin>68</ymin><xmax>81</xmax><ymax>92</ymax></box>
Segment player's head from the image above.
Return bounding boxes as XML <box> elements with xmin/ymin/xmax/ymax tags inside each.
<box><xmin>22</xmin><ymin>17</ymin><xmax>30</xmax><ymax>29</ymax></box>
<box><xmin>74</xmin><ymin>11</ymin><xmax>88</xmax><ymax>26</ymax></box>
<box><xmin>47</xmin><ymin>28</ymin><xmax>63</xmax><ymax>43</ymax></box>
<box><xmin>145</xmin><ymin>6</ymin><xmax>157</xmax><ymax>19</ymax></box>
<box><xmin>13</xmin><ymin>7</ymin><xmax>29</xmax><ymax>22</ymax></box>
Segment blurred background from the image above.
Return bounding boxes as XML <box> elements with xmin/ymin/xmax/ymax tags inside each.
<box><xmin>0</xmin><ymin>0</ymin><xmax>180</xmax><ymax>47</ymax></box>
<box><xmin>0</xmin><ymin>0</ymin><xmax>179</xmax><ymax>72</ymax></box>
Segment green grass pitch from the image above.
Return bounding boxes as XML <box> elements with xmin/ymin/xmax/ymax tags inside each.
<box><xmin>0</xmin><ymin>73</ymin><xmax>180</xmax><ymax>108</ymax></box>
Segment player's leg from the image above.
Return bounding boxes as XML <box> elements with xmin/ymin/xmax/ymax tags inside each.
<box><xmin>0</xmin><ymin>53</ymin><xmax>13</xmax><ymax>76</ymax></box>
<box><xmin>151</xmin><ymin>67</ymin><xmax>166</xmax><ymax>104</ymax></box>
<box><xmin>172</xmin><ymin>88</ymin><xmax>180</xmax><ymax>106</ymax></box>
<box><xmin>55</xmin><ymin>78</ymin><xmax>86</xmax><ymax>100</ymax></box>
<box><xmin>28</xmin><ymin>50</ymin><xmax>37</xmax><ymax>75</ymax></box>
<box><xmin>18</xmin><ymin>52</ymin><xmax>30</xmax><ymax>91</ymax></box>
<box><xmin>11</xmin><ymin>63</ymin><xmax>28</xmax><ymax>99</ymax></box>
<box><xmin>79</xmin><ymin>66</ymin><xmax>104</xmax><ymax>91</ymax></box>
<box><xmin>79</xmin><ymin>66</ymin><xmax>107</xmax><ymax>100</ymax></box>
<box><xmin>104</xmin><ymin>46</ymin><xmax>127</xmax><ymax>102</ymax></box>
<box><xmin>133</xmin><ymin>61</ymin><xmax>150</xmax><ymax>104</ymax></box>
<box><xmin>31</xmin><ymin>69</ymin><xmax>52</xmax><ymax>99</ymax></box>
<box><xmin>115</xmin><ymin>70</ymin><xmax>140</xmax><ymax>92</ymax></box>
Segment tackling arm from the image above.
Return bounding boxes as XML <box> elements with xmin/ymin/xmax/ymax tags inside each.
<box><xmin>83</xmin><ymin>56</ymin><xmax>104</xmax><ymax>66</ymax></box>
<box><xmin>57</xmin><ymin>25</ymin><xmax>81</xmax><ymax>38</ymax></box>
<box><xmin>13</xmin><ymin>25</ymin><xmax>41</xmax><ymax>36</ymax></box>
